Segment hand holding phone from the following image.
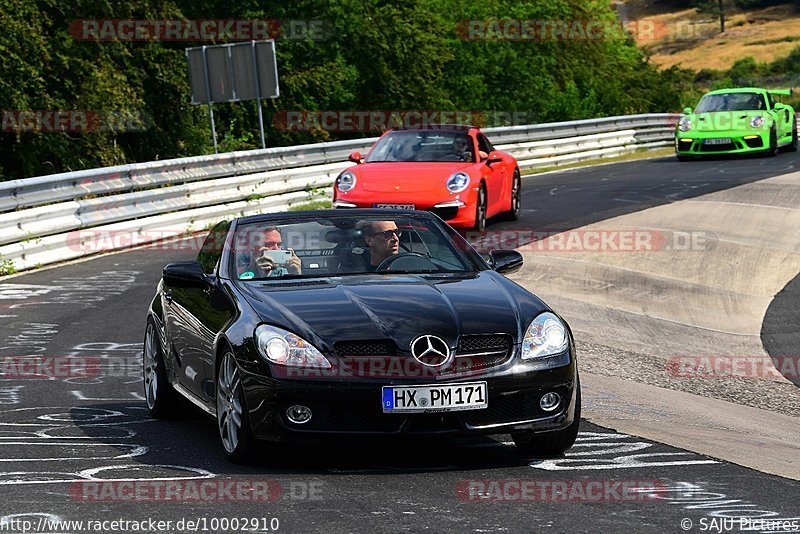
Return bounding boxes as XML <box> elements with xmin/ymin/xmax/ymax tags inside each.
<box><xmin>260</xmin><ymin>249</ymin><xmax>293</xmax><ymax>266</ymax></box>
<box><xmin>256</xmin><ymin>249</ymin><xmax>301</xmax><ymax>276</ymax></box>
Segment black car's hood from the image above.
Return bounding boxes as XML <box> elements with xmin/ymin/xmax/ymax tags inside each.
<box><xmin>237</xmin><ymin>271</ymin><xmax>548</xmax><ymax>353</ymax></box>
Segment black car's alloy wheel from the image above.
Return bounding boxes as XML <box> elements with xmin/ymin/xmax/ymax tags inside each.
<box><xmin>512</xmin><ymin>376</ymin><xmax>581</xmax><ymax>456</ymax></box>
<box><xmin>143</xmin><ymin>321</ymin><xmax>175</xmax><ymax>418</ymax></box>
<box><xmin>217</xmin><ymin>351</ymin><xmax>253</xmax><ymax>462</ymax></box>
<box><xmin>473</xmin><ymin>185</ymin><xmax>487</xmax><ymax>232</ymax></box>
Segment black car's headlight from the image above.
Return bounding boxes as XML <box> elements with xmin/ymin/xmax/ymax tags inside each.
<box><xmin>521</xmin><ymin>312</ymin><xmax>569</xmax><ymax>361</ymax></box>
<box><xmin>255</xmin><ymin>325</ymin><xmax>332</xmax><ymax>368</ymax></box>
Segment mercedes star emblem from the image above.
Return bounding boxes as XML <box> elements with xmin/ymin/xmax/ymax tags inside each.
<box><xmin>410</xmin><ymin>335</ymin><xmax>452</xmax><ymax>367</ymax></box>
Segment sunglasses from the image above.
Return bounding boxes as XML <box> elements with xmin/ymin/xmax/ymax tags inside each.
<box><xmin>372</xmin><ymin>229</ymin><xmax>402</xmax><ymax>239</ymax></box>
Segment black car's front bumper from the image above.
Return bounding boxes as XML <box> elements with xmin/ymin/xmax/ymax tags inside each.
<box><xmin>238</xmin><ymin>351</ymin><xmax>578</xmax><ymax>442</ymax></box>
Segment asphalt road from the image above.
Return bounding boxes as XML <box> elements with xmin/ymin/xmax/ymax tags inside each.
<box><xmin>0</xmin><ymin>152</ymin><xmax>799</xmax><ymax>533</ymax></box>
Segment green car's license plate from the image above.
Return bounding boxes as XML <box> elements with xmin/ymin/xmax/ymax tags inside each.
<box><xmin>703</xmin><ymin>138</ymin><xmax>732</xmax><ymax>145</ymax></box>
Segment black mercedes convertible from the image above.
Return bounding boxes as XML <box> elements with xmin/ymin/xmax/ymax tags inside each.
<box><xmin>143</xmin><ymin>209</ymin><xmax>580</xmax><ymax>462</ymax></box>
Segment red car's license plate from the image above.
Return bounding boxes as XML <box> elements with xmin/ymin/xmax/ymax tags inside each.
<box><xmin>374</xmin><ymin>203</ymin><xmax>415</xmax><ymax>210</ymax></box>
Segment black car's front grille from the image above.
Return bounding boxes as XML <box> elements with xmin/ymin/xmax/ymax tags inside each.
<box><xmin>450</xmin><ymin>334</ymin><xmax>513</xmax><ymax>373</ymax></box>
<box><xmin>457</xmin><ymin>334</ymin><xmax>511</xmax><ymax>354</ymax></box>
<box><xmin>335</xmin><ymin>340</ymin><xmax>396</xmax><ymax>357</ymax></box>
<box><xmin>333</xmin><ymin>335</ymin><xmax>513</xmax><ymax>377</ymax></box>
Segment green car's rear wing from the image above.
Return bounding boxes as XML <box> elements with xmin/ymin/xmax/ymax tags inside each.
<box><xmin>768</xmin><ymin>89</ymin><xmax>793</xmax><ymax>97</ymax></box>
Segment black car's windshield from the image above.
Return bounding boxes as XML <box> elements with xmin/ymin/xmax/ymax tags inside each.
<box><xmin>365</xmin><ymin>131</ymin><xmax>475</xmax><ymax>163</ymax></box>
<box><xmin>231</xmin><ymin>215</ymin><xmax>476</xmax><ymax>280</ymax></box>
<box><xmin>695</xmin><ymin>92</ymin><xmax>767</xmax><ymax>112</ymax></box>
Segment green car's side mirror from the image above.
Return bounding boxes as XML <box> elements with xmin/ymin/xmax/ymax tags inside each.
<box><xmin>683</xmin><ymin>107</ymin><xmax>693</xmax><ymax>115</ymax></box>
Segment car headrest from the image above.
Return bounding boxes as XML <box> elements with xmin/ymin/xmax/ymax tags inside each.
<box><xmin>326</xmin><ymin>229</ymin><xmax>363</xmax><ymax>245</ymax></box>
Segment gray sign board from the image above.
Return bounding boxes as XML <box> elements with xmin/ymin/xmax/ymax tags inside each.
<box><xmin>186</xmin><ymin>40</ymin><xmax>279</xmax><ymax>105</ymax></box>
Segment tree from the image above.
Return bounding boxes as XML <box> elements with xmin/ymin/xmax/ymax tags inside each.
<box><xmin>695</xmin><ymin>0</ymin><xmax>727</xmax><ymax>33</ymax></box>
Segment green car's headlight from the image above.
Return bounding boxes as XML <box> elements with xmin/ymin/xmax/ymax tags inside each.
<box><xmin>749</xmin><ymin>116</ymin><xmax>765</xmax><ymax>128</ymax></box>
<box><xmin>521</xmin><ymin>312</ymin><xmax>569</xmax><ymax>361</ymax></box>
<box><xmin>678</xmin><ymin>117</ymin><xmax>692</xmax><ymax>132</ymax></box>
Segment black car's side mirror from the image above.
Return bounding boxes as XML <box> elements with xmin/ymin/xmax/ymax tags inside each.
<box><xmin>489</xmin><ymin>249</ymin><xmax>523</xmax><ymax>275</ymax></box>
<box><xmin>163</xmin><ymin>261</ymin><xmax>211</xmax><ymax>288</ymax></box>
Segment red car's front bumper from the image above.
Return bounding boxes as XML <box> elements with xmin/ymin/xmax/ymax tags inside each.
<box><xmin>333</xmin><ymin>189</ymin><xmax>479</xmax><ymax>228</ymax></box>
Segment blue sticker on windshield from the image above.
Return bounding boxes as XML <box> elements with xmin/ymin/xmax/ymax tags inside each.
<box><xmin>239</xmin><ymin>271</ymin><xmax>255</xmax><ymax>280</ymax></box>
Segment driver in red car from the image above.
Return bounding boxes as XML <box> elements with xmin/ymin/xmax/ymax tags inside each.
<box><xmin>357</xmin><ymin>220</ymin><xmax>401</xmax><ymax>271</ymax></box>
<box><xmin>452</xmin><ymin>136</ymin><xmax>474</xmax><ymax>162</ymax></box>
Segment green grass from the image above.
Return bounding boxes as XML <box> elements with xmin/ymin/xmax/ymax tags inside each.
<box><xmin>746</xmin><ymin>36</ymin><xmax>800</xmax><ymax>47</ymax></box>
<box><xmin>288</xmin><ymin>199</ymin><xmax>333</xmax><ymax>211</ymax></box>
<box><xmin>0</xmin><ymin>258</ymin><xmax>17</xmax><ymax>276</ymax></box>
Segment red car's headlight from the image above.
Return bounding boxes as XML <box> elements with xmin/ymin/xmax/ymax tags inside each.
<box><xmin>336</xmin><ymin>172</ymin><xmax>357</xmax><ymax>192</ymax></box>
<box><xmin>446</xmin><ymin>172</ymin><xmax>470</xmax><ymax>193</ymax></box>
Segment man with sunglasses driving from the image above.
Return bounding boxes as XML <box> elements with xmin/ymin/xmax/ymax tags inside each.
<box><xmin>357</xmin><ymin>220</ymin><xmax>401</xmax><ymax>271</ymax></box>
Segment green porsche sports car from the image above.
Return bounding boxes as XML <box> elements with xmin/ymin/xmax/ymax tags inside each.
<box><xmin>675</xmin><ymin>87</ymin><xmax>798</xmax><ymax>160</ymax></box>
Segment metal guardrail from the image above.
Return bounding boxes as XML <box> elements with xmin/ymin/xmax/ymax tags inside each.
<box><xmin>0</xmin><ymin>113</ymin><xmax>681</xmax><ymax>273</ymax></box>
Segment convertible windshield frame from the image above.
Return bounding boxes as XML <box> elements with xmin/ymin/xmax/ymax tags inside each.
<box><xmin>223</xmin><ymin>212</ymin><xmax>487</xmax><ymax>281</ymax></box>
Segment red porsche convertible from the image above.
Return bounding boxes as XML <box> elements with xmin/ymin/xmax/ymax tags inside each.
<box><xmin>331</xmin><ymin>125</ymin><xmax>521</xmax><ymax>231</ymax></box>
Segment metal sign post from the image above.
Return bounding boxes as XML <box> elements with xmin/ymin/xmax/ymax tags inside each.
<box><xmin>251</xmin><ymin>41</ymin><xmax>265</xmax><ymax>149</ymax></box>
<box><xmin>200</xmin><ymin>46</ymin><xmax>218</xmax><ymax>154</ymax></box>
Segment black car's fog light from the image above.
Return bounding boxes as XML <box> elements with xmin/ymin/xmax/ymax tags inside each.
<box><xmin>286</xmin><ymin>405</ymin><xmax>313</xmax><ymax>424</ymax></box>
<box><xmin>539</xmin><ymin>392</ymin><xmax>560</xmax><ymax>412</ymax></box>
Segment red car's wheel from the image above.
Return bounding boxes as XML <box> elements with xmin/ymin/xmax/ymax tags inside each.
<box><xmin>473</xmin><ymin>185</ymin><xmax>487</xmax><ymax>232</ymax></box>
<box><xmin>501</xmin><ymin>169</ymin><xmax>521</xmax><ymax>221</ymax></box>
